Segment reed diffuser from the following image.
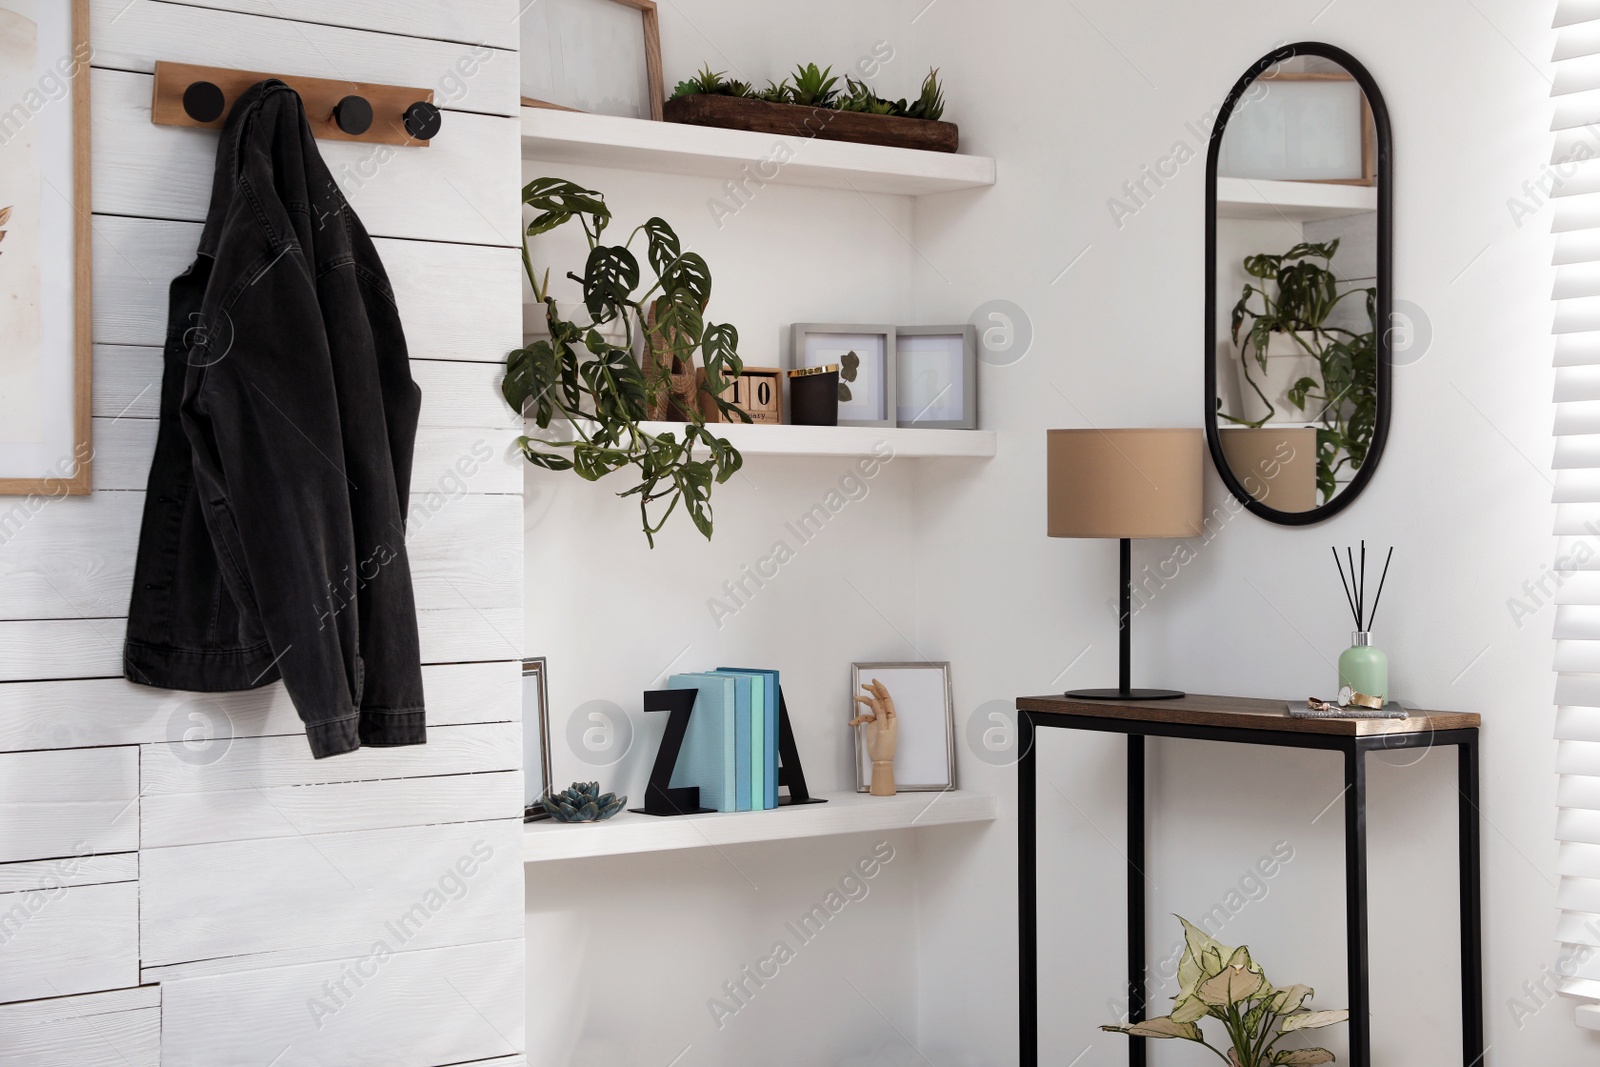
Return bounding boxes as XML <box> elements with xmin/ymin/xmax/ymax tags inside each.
<box><xmin>1332</xmin><ymin>541</ymin><xmax>1393</xmax><ymax>706</ymax></box>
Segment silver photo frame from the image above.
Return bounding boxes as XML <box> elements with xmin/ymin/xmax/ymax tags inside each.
<box><xmin>894</xmin><ymin>325</ymin><xmax>979</xmax><ymax>429</ymax></box>
<box><xmin>851</xmin><ymin>661</ymin><xmax>955</xmax><ymax>792</ymax></box>
<box><xmin>789</xmin><ymin>323</ymin><xmax>897</xmax><ymax>427</ymax></box>
<box><xmin>522</xmin><ymin>658</ymin><xmax>554</xmax><ymax>815</ymax></box>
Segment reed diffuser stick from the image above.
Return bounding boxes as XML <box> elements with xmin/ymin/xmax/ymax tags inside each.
<box><xmin>1347</xmin><ymin>547</ymin><xmax>1360</xmax><ymax>627</ymax></box>
<box><xmin>1359</xmin><ymin>540</ymin><xmax>1367</xmax><ymax>628</ymax></box>
<box><xmin>1332</xmin><ymin>547</ymin><xmax>1359</xmax><ymax>626</ymax></box>
<box><xmin>1366</xmin><ymin>546</ymin><xmax>1395</xmax><ymax>630</ymax></box>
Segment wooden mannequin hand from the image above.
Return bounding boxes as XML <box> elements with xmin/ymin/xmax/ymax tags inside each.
<box><xmin>849</xmin><ymin>679</ymin><xmax>898</xmax><ymax>794</ymax></box>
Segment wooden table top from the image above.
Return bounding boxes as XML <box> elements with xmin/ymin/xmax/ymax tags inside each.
<box><xmin>1014</xmin><ymin>692</ymin><xmax>1481</xmax><ymax>737</ymax></box>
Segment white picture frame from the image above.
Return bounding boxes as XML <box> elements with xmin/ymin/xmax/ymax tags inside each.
<box><xmin>789</xmin><ymin>323</ymin><xmax>896</xmax><ymax>428</ymax></box>
<box><xmin>1217</xmin><ymin>74</ymin><xmax>1371</xmax><ymax>185</ymax></box>
<box><xmin>894</xmin><ymin>325</ymin><xmax>978</xmax><ymax>429</ymax></box>
<box><xmin>522</xmin><ymin>658</ymin><xmax>553</xmax><ymax>810</ymax></box>
<box><xmin>851</xmin><ymin>661</ymin><xmax>955</xmax><ymax>793</ymax></box>
<box><xmin>519</xmin><ymin>0</ymin><xmax>664</xmax><ymax>121</ymax></box>
<box><xmin>0</xmin><ymin>0</ymin><xmax>92</xmax><ymax>495</ymax></box>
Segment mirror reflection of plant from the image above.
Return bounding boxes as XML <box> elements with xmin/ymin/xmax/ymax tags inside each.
<box><xmin>1223</xmin><ymin>239</ymin><xmax>1377</xmax><ymax>504</ymax></box>
<box><xmin>1102</xmin><ymin>916</ymin><xmax>1348</xmax><ymax>1067</ymax></box>
<box><xmin>502</xmin><ymin>178</ymin><xmax>750</xmax><ymax>547</ymax></box>
<box><xmin>670</xmin><ymin>64</ymin><xmax>946</xmax><ymax>121</ymax></box>
<box><xmin>839</xmin><ymin>350</ymin><xmax>860</xmax><ymax>402</ymax></box>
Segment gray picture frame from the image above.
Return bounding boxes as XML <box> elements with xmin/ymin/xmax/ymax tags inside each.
<box><xmin>788</xmin><ymin>323</ymin><xmax>897</xmax><ymax>428</ymax></box>
<box><xmin>894</xmin><ymin>325</ymin><xmax>979</xmax><ymax>429</ymax></box>
<box><xmin>851</xmin><ymin>661</ymin><xmax>956</xmax><ymax>793</ymax></box>
<box><xmin>522</xmin><ymin>658</ymin><xmax>554</xmax><ymax>812</ymax></box>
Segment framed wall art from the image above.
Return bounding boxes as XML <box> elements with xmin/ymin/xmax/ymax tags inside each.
<box><xmin>0</xmin><ymin>0</ymin><xmax>92</xmax><ymax>496</ymax></box>
<box><xmin>789</xmin><ymin>323</ymin><xmax>896</xmax><ymax>428</ymax></box>
<box><xmin>851</xmin><ymin>661</ymin><xmax>955</xmax><ymax>793</ymax></box>
<box><xmin>895</xmin><ymin>325</ymin><xmax>978</xmax><ymax>429</ymax></box>
<box><xmin>1216</xmin><ymin>68</ymin><xmax>1373</xmax><ymax>186</ymax></box>
<box><xmin>523</xmin><ymin>657</ymin><xmax>554</xmax><ymax>815</ymax></box>
<box><xmin>519</xmin><ymin>0</ymin><xmax>665</xmax><ymax>121</ymax></box>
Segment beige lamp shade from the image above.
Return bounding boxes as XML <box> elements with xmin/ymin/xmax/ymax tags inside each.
<box><xmin>1217</xmin><ymin>427</ymin><xmax>1318</xmax><ymax>513</ymax></box>
<box><xmin>1047</xmin><ymin>429</ymin><xmax>1204</xmax><ymax>539</ymax></box>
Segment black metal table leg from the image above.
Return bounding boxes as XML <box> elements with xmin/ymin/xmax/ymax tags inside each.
<box><xmin>1019</xmin><ymin>711</ymin><xmax>1037</xmax><ymax>1067</ymax></box>
<box><xmin>1128</xmin><ymin>733</ymin><xmax>1146</xmax><ymax>1067</ymax></box>
<box><xmin>1345</xmin><ymin>743</ymin><xmax>1370</xmax><ymax>1067</ymax></box>
<box><xmin>1459</xmin><ymin>733</ymin><xmax>1484</xmax><ymax>1065</ymax></box>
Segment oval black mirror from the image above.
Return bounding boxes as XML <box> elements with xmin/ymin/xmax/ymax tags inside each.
<box><xmin>1205</xmin><ymin>42</ymin><xmax>1391</xmax><ymax>525</ymax></box>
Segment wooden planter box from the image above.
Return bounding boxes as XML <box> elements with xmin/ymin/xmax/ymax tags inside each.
<box><xmin>664</xmin><ymin>94</ymin><xmax>959</xmax><ymax>153</ymax></box>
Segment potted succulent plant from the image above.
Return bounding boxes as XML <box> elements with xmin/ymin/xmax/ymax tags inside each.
<box><xmin>665</xmin><ymin>63</ymin><xmax>957</xmax><ymax>153</ymax></box>
<box><xmin>1221</xmin><ymin>240</ymin><xmax>1377</xmax><ymax>505</ymax></box>
<box><xmin>1102</xmin><ymin>917</ymin><xmax>1349</xmax><ymax>1066</ymax></box>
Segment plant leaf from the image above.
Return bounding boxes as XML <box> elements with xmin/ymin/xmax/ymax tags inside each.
<box><xmin>1100</xmin><ymin>1017</ymin><xmax>1202</xmax><ymax>1041</ymax></box>
<box><xmin>1198</xmin><ymin>964</ymin><xmax>1264</xmax><ymax>1007</ymax></box>
<box><xmin>1280</xmin><ymin>1010</ymin><xmax>1349</xmax><ymax>1032</ymax></box>
<box><xmin>579</xmin><ymin>245</ymin><xmax>640</xmax><ymax>322</ymax></box>
<box><xmin>1170</xmin><ymin>995</ymin><xmax>1210</xmax><ymax>1024</ymax></box>
<box><xmin>523</xmin><ymin>177</ymin><xmax>608</xmax><ymax>238</ymax></box>
<box><xmin>641</xmin><ymin>216</ymin><xmax>683</xmax><ymax>279</ymax></box>
<box><xmin>1177</xmin><ymin>917</ymin><xmax>1230</xmax><ymax>995</ymax></box>
<box><xmin>1270</xmin><ymin>985</ymin><xmax>1314</xmax><ymax>1014</ymax></box>
<box><xmin>1273</xmin><ymin>1049</ymin><xmax>1335</xmax><ymax>1065</ymax></box>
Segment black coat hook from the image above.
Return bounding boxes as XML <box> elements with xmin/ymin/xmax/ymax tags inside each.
<box><xmin>333</xmin><ymin>95</ymin><xmax>373</xmax><ymax>136</ymax></box>
<box><xmin>403</xmin><ymin>101</ymin><xmax>442</xmax><ymax>141</ymax></box>
<box><xmin>182</xmin><ymin>81</ymin><xmax>226</xmax><ymax>123</ymax></box>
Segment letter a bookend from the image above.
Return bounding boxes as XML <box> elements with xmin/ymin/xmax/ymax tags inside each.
<box><xmin>631</xmin><ymin>685</ymin><xmax>826</xmax><ymax>816</ymax></box>
<box><xmin>775</xmin><ymin>687</ymin><xmax>826</xmax><ymax>807</ymax></box>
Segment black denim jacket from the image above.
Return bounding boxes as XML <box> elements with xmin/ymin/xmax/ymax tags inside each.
<box><xmin>124</xmin><ymin>81</ymin><xmax>426</xmax><ymax>759</ymax></box>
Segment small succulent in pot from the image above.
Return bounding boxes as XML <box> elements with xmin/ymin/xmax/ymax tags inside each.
<box><xmin>542</xmin><ymin>781</ymin><xmax>627</xmax><ymax>823</ymax></box>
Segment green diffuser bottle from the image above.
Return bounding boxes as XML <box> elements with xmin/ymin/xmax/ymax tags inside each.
<box><xmin>1339</xmin><ymin>631</ymin><xmax>1388</xmax><ymax>704</ymax></box>
<box><xmin>1332</xmin><ymin>542</ymin><xmax>1394</xmax><ymax>707</ymax></box>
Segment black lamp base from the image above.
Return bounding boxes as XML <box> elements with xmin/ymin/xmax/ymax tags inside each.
<box><xmin>1065</xmin><ymin>687</ymin><xmax>1185</xmax><ymax>701</ymax></box>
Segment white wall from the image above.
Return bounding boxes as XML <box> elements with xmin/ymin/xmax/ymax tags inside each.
<box><xmin>0</xmin><ymin>3</ymin><xmax>526</xmax><ymax>1064</ymax></box>
<box><xmin>520</xmin><ymin>6</ymin><xmax>968</xmax><ymax>1065</ymax></box>
<box><xmin>523</xmin><ymin>1</ymin><xmax>1600</xmax><ymax>1066</ymax></box>
<box><xmin>911</xmin><ymin>0</ymin><xmax>1597</xmax><ymax>1064</ymax></box>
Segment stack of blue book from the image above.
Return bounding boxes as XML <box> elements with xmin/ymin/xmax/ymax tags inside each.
<box><xmin>666</xmin><ymin>668</ymin><xmax>781</xmax><ymax>813</ymax></box>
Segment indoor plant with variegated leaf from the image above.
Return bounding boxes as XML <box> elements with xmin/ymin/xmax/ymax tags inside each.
<box><xmin>1102</xmin><ymin>917</ymin><xmax>1348</xmax><ymax>1066</ymax></box>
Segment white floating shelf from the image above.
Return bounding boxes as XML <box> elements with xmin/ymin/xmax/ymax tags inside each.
<box><xmin>521</xmin><ymin>107</ymin><xmax>996</xmax><ymax>196</ymax></box>
<box><xmin>1216</xmin><ymin>177</ymin><xmax>1376</xmax><ymax>222</ymax></box>
<box><xmin>643</xmin><ymin>421</ymin><xmax>997</xmax><ymax>458</ymax></box>
<box><xmin>523</xmin><ymin>789</ymin><xmax>997</xmax><ymax>864</ymax></box>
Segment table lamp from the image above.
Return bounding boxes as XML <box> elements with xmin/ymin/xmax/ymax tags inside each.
<box><xmin>1047</xmin><ymin>429</ymin><xmax>1204</xmax><ymax>700</ymax></box>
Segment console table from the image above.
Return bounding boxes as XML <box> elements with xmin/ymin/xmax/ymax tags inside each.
<box><xmin>1013</xmin><ymin>693</ymin><xmax>1483</xmax><ymax>1067</ymax></box>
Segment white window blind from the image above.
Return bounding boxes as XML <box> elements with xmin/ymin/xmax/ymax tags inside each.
<box><xmin>1553</xmin><ymin>0</ymin><xmax>1600</xmax><ymax>1032</ymax></box>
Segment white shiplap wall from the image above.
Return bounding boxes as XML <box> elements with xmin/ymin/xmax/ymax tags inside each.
<box><xmin>0</xmin><ymin>2</ymin><xmax>526</xmax><ymax>1064</ymax></box>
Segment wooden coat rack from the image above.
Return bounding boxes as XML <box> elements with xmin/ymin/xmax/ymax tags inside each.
<box><xmin>151</xmin><ymin>62</ymin><xmax>441</xmax><ymax>146</ymax></box>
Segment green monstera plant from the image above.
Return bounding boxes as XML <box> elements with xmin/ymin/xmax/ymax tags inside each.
<box><xmin>503</xmin><ymin>178</ymin><xmax>750</xmax><ymax>547</ymax></box>
<box><xmin>1223</xmin><ymin>240</ymin><xmax>1377</xmax><ymax>504</ymax></box>
<box><xmin>1102</xmin><ymin>917</ymin><xmax>1349</xmax><ymax>1066</ymax></box>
